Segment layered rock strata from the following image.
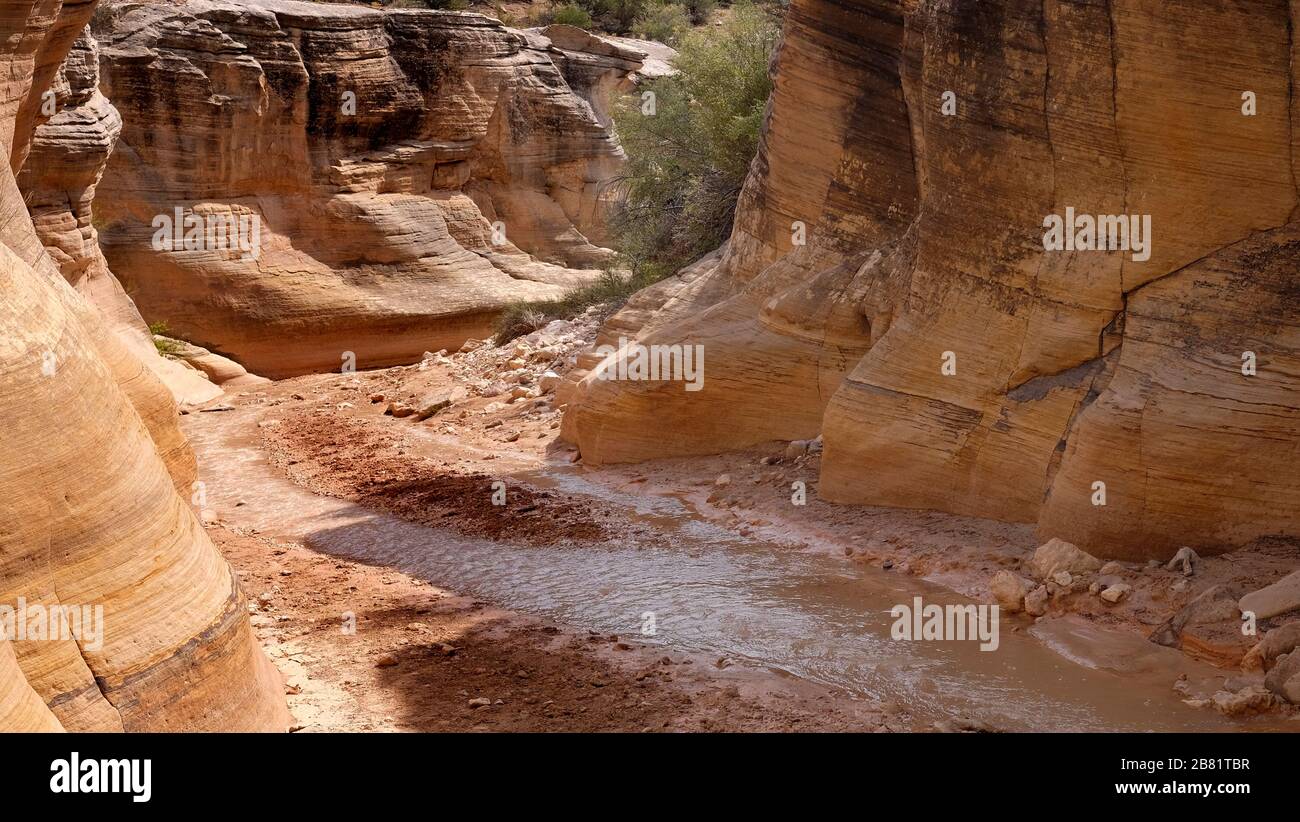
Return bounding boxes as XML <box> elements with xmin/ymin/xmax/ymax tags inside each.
<box><xmin>90</xmin><ymin>0</ymin><xmax>642</xmax><ymax>378</ymax></box>
<box><xmin>19</xmin><ymin>22</ymin><xmax>228</xmax><ymax>406</ymax></box>
<box><xmin>562</xmin><ymin>0</ymin><xmax>1300</xmax><ymax>561</ymax></box>
<box><xmin>1</xmin><ymin>0</ymin><xmax>288</xmax><ymax>731</ymax></box>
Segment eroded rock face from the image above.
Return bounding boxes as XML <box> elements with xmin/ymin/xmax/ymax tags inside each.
<box><xmin>19</xmin><ymin>23</ymin><xmax>227</xmax><ymax>407</ymax></box>
<box><xmin>562</xmin><ymin>0</ymin><xmax>1300</xmax><ymax>560</ymax></box>
<box><xmin>90</xmin><ymin>0</ymin><xmax>642</xmax><ymax>378</ymax></box>
<box><xmin>1</xmin><ymin>0</ymin><xmax>288</xmax><ymax>731</ymax></box>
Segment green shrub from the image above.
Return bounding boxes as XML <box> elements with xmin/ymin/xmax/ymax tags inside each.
<box><xmin>550</xmin><ymin>2</ymin><xmax>594</xmax><ymax>27</ymax></box>
<box><xmin>148</xmin><ymin>321</ymin><xmax>185</xmax><ymax>357</ymax></box>
<box><xmin>554</xmin><ymin>0</ymin><xmax>646</xmax><ymax>35</ymax></box>
<box><xmin>387</xmin><ymin>0</ymin><xmax>471</xmax><ymax>8</ymax></box>
<box><xmin>496</xmin><ymin>2</ymin><xmax>781</xmax><ymax>342</ymax></box>
<box><xmin>609</xmin><ymin>2</ymin><xmax>779</xmax><ymax>275</ymax></box>
<box><xmin>674</xmin><ymin>0</ymin><xmax>714</xmax><ymax>25</ymax></box>
<box><xmin>633</xmin><ymin>2</ymin><xmax>690</xmax><ymax>44</ymax></box>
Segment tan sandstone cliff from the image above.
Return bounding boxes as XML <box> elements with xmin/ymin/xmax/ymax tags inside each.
<box><xmin>1</xmin><ymin>0</ymin><xmax>287</xmax><ymax>731</ymax></box>
<box><xmin>19</xmin><ymin>20</ymin><xmax>233</xmax><ymax>407</ymax></box>
<box><xmin>562</xmin><ymin>0</ymin><xmax>1300</xmax><ymax>561</ymax></box>
<box><xmin>89</xmin><ymin>0</ymin><xmax>643</xmax><ymax>378</ymax></box>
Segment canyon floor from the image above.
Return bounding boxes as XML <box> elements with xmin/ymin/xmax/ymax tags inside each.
<box><xmin>188</xmin><ymin>340</ymin><xmax>895</xmax><ymax>732</ymax></box>
<box><xmin>179</xmin><ymin>322</ymin><xmax>1300</xmax><ymax>732</ymax></box>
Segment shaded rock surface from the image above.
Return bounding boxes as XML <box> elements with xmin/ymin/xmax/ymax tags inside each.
<box><xmin>1264</xmin><ymin>651</ymin><xmax>1300</xmax><ymax>704</ymax></box>
<box><xmin>562</xmin><ymin>0</ymin><xmax>1300</xmax><ymax>560</ymax></box>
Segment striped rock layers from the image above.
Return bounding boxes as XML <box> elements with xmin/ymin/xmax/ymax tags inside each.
<box><xmin>90</xmin><ymin>0</ymin><xmax>643</xmax><ymax>378</ymax></box>
<box><xmin>1</xmin><ymin>0</ymin><xmax>288</xmax><ymax>731</ymax></box>
<box><xmin>562</xmin><ymin>0</ymin><xmax>1300</xmax><ymax>561</ymax></box>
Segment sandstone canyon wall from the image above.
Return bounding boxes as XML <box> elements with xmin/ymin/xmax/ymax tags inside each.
<box><xmin>19</xmin><ymin>20</ymin><xmax>231</xmax><ymax>407</ymax></box>
<box><xmin>1</xmin><ymin>0</ymin><xmax>287</xmax><ymax>731</ymax></box>
<box><xmin>89</xmin><ymin>0</ymin><xmax>642</xmax><ymax>378</ymax></box>
<box><xmin>562</xmin><ymin>0</ymin><xmax>1300</xmax><ymax>561</ymax></box>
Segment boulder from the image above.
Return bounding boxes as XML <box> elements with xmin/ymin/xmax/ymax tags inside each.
<box><xmin>1239</xmin><ymin>569</ymin><xmax>1300</xmax><ymax>621</ymax></box>
<box><xmin>1024</xmin><ymin>585</ymin><xmax>1049</xmax><ymax>617</ymax></box>
<box><xmin>1211</xmin><ymin>686</ymin><xmax>1278</xmax><ymax>717</ymax></box>
<box><xmin>1242</xmin><ymin>622</ymin><xmax>1300</xmax><ymax>672</ymax></box>
<box><xmin>414</xmin><ymin>388</ymin><xmax>466</xmax><ymax>421</ymax></box>
<box><xmin>1099</xmin><ymin>584</ymin><xmax>1131</xmax><ymax>604</ymax></box>
<box><xmin>1152</xmin><ymin>585</ymin><xmax>1242</xmax><ymax>643</ymax></box>
<box><xmin>1150</xmin><ymin>585</ymin><xmax>1249</xmax><ymax>666</ymax></box>
<box><xmin>539</xmin><ymin>370</ymin><xmax>562</xmax><ymax>392</ymax></box>
<box><xmin>989</xmin><ymin>571</ymin><xmax>1033</xmax><ymax>614</ymax></box>
<box><xmin>1264</xmin><ymin>651</ymin><xmax>1300</xmax><ymax>704</ymax></box>
<box><xmin>1026</xmin><ymin>539</ymin><xmax>1102</xmax><ymax>581</ymax></box>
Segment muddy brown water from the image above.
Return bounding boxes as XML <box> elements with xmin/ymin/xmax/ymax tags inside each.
<box><xmin>185</xmin><ymin>410</ymin><xmax>1295</xmax><ymax>732</ymax></box>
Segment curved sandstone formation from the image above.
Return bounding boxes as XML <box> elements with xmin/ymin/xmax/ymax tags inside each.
<box><xmin>563</xmin><ymin>0</ymin><xmax>1300</xmax><ymax>560</ymax></box>
<box><xmin>2</xmin><ymin>0</ymin><xmax>288</xmax><ymax>731</ymax></box>
<box><xmin>20</xmin><ymin>23</ymin><xmax>228</xmax><ymax>407</ymax></box>
<box><xmin>90</xmin><ymin>0</ymin><xmax>643</xmax><ymax>378</ymax></box>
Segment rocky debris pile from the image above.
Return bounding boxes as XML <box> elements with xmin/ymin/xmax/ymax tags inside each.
<box><xmin>988</xmin><ymin>536</ymin><xmax>1300</xmax><ymax>716</ymax></box>
<box><xmin>357</xmin><ymin>308</ymin><xmax>603</xmax><ymax>436</ymax></box>
<box><xmin>1174</xmin><ymin>617</ymin><xmax>1300</xmax><ymax>716</ymax></box>
<box><xmin>991</xmin><ymin>539</ymin><xmax>1136</xmax><ymax>617</ymax></box>
<box><xmin>446</xmin><ymin>311</ymin><xmax>602</xmax><ymax>406</ymax></box>
<box><xmin>1240</xmin><ymin>598</ymin><xmax>1300</xmax><ymax>708</ymax></box>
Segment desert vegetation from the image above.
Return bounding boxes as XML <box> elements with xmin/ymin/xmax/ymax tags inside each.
<box><xmin>496</xmin><ymin>2</ymin><xmax>780</xmax><ymax>341</ymax></box>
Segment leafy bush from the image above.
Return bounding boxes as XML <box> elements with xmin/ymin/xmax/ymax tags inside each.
<box><xmin>675</xmin><ymin>0</ymin><xmax>714</xmax><ymax>25</ymax></box>
<box><xmin>387</xmin><ymin>0</ymin><xmax>471</xmax><ymax>9</ymax></box>
<box><xmin>148</xmin><ymin>321</ymin><xmax>185</xmax><ymax>357</ymax></box>
<box><xmin>550</xmin><ymin>2</ymin><xmax>594</xmax><ymax>27</ymax></box>
<box><xmin>536</xmin><ymin>0</ymin><xmax>716</xmax><ymax>36</ymax></box>
<box><xmin>551</xmin><ymin>0</ymin><xmax>647</xmax><ymax>34</ymax></box>
<box><xmin>608</xmin><ymin>2</ymin><xmax>779</xmax><ymax>275</ymax></box>
<box><xmin>632</xmin><ymin>2</ymin><xmax>690</xmax><ymax>44</ymax></box>
<box><xmin>495</xmin><ymin>3</ymin><xmax>781</xmax><ymax>340</ymax></box>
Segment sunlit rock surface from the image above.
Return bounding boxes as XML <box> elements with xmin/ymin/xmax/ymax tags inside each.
<box><xmin>1</xmin><ymin>0</ymin><xmax>288</xmax><ymax>731</ymax></box>
<box><xmin>563</xmin><ymin>0</ymin><xmax>1300</xmax><ymax>560</ymax></box>
<box><xmin>91</xmin><ymin>0</ymin><xmax>642</xmax><ymax>378</ymax></box>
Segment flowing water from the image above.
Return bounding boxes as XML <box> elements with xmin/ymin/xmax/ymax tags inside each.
<box><xmin>187</xmin><ymin>411</ymin><xmax>1295</xmax><ymax>733</ymax></box>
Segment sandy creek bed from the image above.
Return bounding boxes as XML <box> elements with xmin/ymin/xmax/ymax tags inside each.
<box><xmin>179</xmin><ymin>361</ymin><xmax>1298</xmax><ymax>732</ymax></box>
